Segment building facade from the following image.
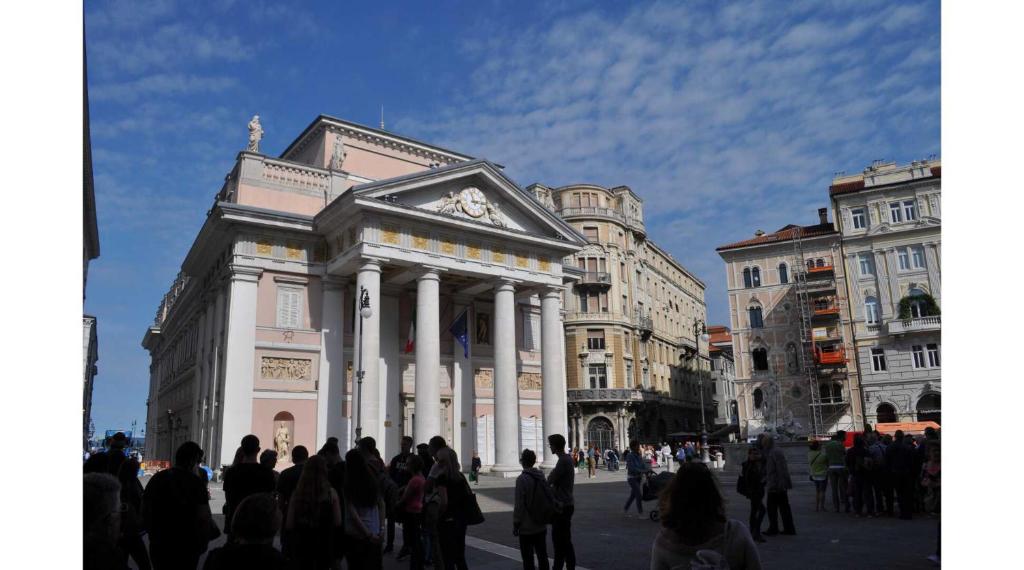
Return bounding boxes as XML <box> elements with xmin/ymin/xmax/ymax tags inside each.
<box><xmin>142</xmin><ymin>115</ymin><xmax>585</xmax><ymax>473</ymax></box>
<box><xmin>830</xmin><ymin>159</ymin><xmax>941</xmax><ymax>426</ymax></box>
<box><xmin>524</xmin><ymin>183</ymin><xmax>712</xmax><ymax>452</ymax></box>
<box><xmin>83</xmin><ymin>51</ymin><xmax>100</xmax><ymax>452</ymax></box>
<box><xmin>707</xmin><ymin>325</ymin><xmax>738</xmax><ymax>429</ymax></box>
<box><xmin>717</xmin><ymin>209</ymin><xmax>864</xmax><ymax>440</ymax></box>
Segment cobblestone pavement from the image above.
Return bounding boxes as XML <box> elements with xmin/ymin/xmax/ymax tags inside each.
<box><xmin>136</xmin><ymin>465</ymin><xmax>938</xmax><ymax>569</ymax></box>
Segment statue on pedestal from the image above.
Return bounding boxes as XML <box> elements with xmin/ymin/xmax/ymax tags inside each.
<box><xmin>247</xmin><ymin>115</ymin><xmax>263</xmax><ymax>152</ymax></box>
<box><xmin>274</xmin><ymin>422</ymin><xmax>290</xmax><ymax>462</ymax></box>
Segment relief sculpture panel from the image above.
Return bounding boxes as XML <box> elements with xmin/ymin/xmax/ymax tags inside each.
<box><xmin>261</xmin><ymin>357</ymin><xmax>312</xmax><ymax>381</ymax></box>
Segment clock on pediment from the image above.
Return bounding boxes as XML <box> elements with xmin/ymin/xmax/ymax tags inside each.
<box><xmin>436</xmin><ymin>186</ymin><xmax>506</xmax><ymax>227</ymax></box>
<box><xmin>459</xmin><ymin>187</ymin><xmax>487</xmax><ymax>218</ymax></box>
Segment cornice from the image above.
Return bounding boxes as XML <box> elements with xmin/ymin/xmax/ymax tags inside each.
<box><xmin>282</xmin><ymin>116</ymin><xmax>475</xmax><ymax>166</ymax></box>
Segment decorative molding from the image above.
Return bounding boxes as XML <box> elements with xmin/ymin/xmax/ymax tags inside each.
<box><xmin>273</xmin><ymin>275</ymin><xmax>309</xmax><ymax>285</ymax></box>
<box><xmin>260</xmin><ymin>356</ymin><xmax>313</xmax><ymax>381</ymax></box>
<box><xmin>255</xmin><ymin>342</ymin><xmax>321</xmax><ymax>352</ymax></box>
<box><xmin>466</xmin><ymin>243</ymin><xmax>482</xmax><ymax>260</ymax></box>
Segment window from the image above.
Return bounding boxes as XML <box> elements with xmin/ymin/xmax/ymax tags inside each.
<box><xmin>912</xmin><ymin>345</ymin><xmax>925</xmax><ymax>368</ymax></box>
<box><xmin>908</xmin><ymin>288</ymin><xmax>927</xmax><ymax>318</ymax></box>
<box><xmin>786</xmin><ymin>343</ymin><xmax>800</xmax><ymax>374</ymax></box>
<box><xmin>752</xmin><ymin>348</ymin><xmax>769</xmax><ymax>371</ymax></box>
<box><xmin>859</xmin><ymin>254</ymin><xmax>874</xmax><ymax>276</ymax></box>
<box><xmin>578</xmin><ymin>292</ymin><xmax>589</xmax><ymax>312</ymax></box>
<box><xmin>748</xmin><ymin>306</ymin><xmax>764</xmax><ymax>328</ymax></box>
<box><xmin>582</xmin><ymin>227</ymin><xmax>599</xmax><ymax>242</ymax></box>
<box><xmin>751</xmin><ymin>267</ymin><xmax>761</xmax><ymax>287</ymax></box>
<box><xmin>927</xmin><ymin>344</ymin><xmax>940</xmax><ymax>367</ymax></box>
<box><xmin>889</xmin><ymin>202</ymin><xmax>903</xmax><ymax>223</ymax></box>
<box><xmin>778</xmin><ymin>263</ymin><xmax>788</xmax><ymax>284</ymax></box>
<box><xmin>753</xmin><ymin>388</ymin><xmax>764</xmax><ymax>409</ymax></box>
<box><xmin>816</xmin><ymin>258</ymin><xmax>825</xmax><ymax>268</ymax></box>
<box><xmin>806</xmin><ymin>259</ymin><xmax>815</xmax><ymax>270</ymax></box>
<box><xmin>743</xmin><ymin>268</ymin><xmax>752</xmax><ymax>288</ymax></box>
<box><xmin>276</xmin><ymin>287</ymin><xmax>303</xmax><ymax>329</ymax></box>
<box><xmin>851</xmin><ymin>207</ymin><xmax>867</xmax><ymax>229</ymax></box>
<box><xmin>911</xmin><ymin>246</ymin><xmax>925</xmax><ymax>269</ymax></box>
<box><xmin>588</xmin><ymin>364</ymin><xmax>607</xmax><ymax>389</ymax></box>
<box><xmin>587</xmin><ymin>329</ymin><xmax>606</xmax><ymax>350</ymax></box>
<box><xmin>898</xmin><ymin>248</ymin><xmax>910</xmax><ymax>271</ymax></box>
<box><xmin>871</xmin><ymin>348</ymin><xmax>887</xmax><ymax>372</ymax></box>
<box><xmin>904</xmin><ymin>200</ymin><xmax>917</xmax><ymax>221</ymax></box>
<box><xmin>864</xmin><ymin>296</ymin><xmax>879</xmax><ymax>325</ymax></box>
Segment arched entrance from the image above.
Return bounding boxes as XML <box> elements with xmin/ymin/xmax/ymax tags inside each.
<box><xmin>916</xmin><ymin>394</ymin><xmax>941</xmax><ymax>423</ymax></box>
<box><xmin>876</xmin><ymin>403</ymin><xmax>897</xmax><ymax>424</ymax></box>
<box><xmin>587</xmin><ymin>417</ymin><xmax>615</xmax><ymax>451</ymax></box>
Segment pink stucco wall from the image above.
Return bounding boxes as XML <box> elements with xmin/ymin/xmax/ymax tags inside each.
<box><xmin>251</xmin><ymin>398</ymin><xmax>317</xmax><ymax>470</ymax></box>
<box><xmin>236</xmin><ymin>184</ymin><xmax>326</xmax><ymax>216</ymax></box>
<box><xmin>255</xmin><ymin>272</ymin><xmax>322</xmax><ymax>330</ymax></box>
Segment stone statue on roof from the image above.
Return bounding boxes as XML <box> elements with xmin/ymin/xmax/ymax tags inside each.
<box><xmin>329</xmin><ymin>134</ymin><xmax>347</xmax><ymax>170</ymax></box>
<box><xmin>247</xmin><ymin>115</ymin><xmax>263</xmax><ymax>152</ymax></box>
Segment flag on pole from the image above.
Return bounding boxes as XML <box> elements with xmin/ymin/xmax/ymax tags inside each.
<box><xmin>449</xmin><ymin>308</ymin><xmax>470</xmax><ymax>358</ymax></box>
<box><xmin>405</xmin><ymin>313</ymin><xmax>415</xmax><ymax>353</ymax></box>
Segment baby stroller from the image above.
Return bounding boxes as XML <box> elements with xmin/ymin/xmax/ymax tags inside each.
<box><xmin>642</xmin><ymin>471</ymin><xmax>675</xmax><ymax>521</ymax></box>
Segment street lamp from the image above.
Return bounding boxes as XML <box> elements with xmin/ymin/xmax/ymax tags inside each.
<box><xmin>693</xmin><ymin>319</ymin><xmax>710</xmax><ymax>463</ymax></box>
<box><xmin>355</xmin><ymin>286</ymin><xmax>372</xmax><ymax>444</ymax></box>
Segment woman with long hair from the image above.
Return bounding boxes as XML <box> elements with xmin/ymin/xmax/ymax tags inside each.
<box><xmin>285</xmin><ymin>455</ymin><xmax>341</xmax><ymax>569</ymax></box>
<box><xmin>650</xmin><ymin>462</ymin><xmax>762</xmax><ymax>570</ymax></box>
<box><xmin>435</xmin><ymin>447</ymin><xmax>470</xmax><ymax>570</ymax></box>
<box><xmin>117</xmin><ymin>457</ymin><xmax>152</xmax><ymax>570</ymax></box>
<box><xmin>344</xmin><ymin>449</ymin><xmax>385</xmax><ymax>570</ymax></box>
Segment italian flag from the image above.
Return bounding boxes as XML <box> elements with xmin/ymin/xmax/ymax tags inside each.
<box><xmin>405</xmin><ymin>313</ymin><xmax>415</xmax><ymax>353</ymax></box>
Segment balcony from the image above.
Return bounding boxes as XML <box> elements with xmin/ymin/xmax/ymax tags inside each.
<box><xmin>887</xmin><ymin>316</ymin><xmax>941</xmax><ymax>335</ymax></box>
<box><xmin>635</xmin><ymin>314</ymin><xmax>654</xmax><ymax>339</ymax></box>
<box><xmin>811</xmin><ymin>300</ymin><xmax>841</xmax><ymax>318</ymax></box>
<box><xmin>557</xmin><ymin>206</ymin><xmax>626</xmax><ymax>224</ymax></box>
<box><xmin>576</xmin><ymin>271</ymin><xmax>612</xmax><ymax>288</ymax></box>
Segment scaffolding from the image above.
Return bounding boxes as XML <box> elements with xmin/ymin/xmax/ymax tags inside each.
<box><xmin>791</xmin><ymin>227</ymin><xmax>853</xmax><ymax>438</ymax></box>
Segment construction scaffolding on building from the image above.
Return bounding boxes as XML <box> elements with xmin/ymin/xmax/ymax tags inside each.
<box><xmin>791</xmin><ymin>227</ymin><xmax>855</xmax><ymax>438</ymax></box>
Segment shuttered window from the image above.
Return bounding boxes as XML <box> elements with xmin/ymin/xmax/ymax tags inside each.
<box><xmin>276</xmin><ymin>287</ymin><xmax>304</xmax><ymax>329</ymax></box>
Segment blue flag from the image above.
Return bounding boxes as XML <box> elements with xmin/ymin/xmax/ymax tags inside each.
<box><xmin>449</xmin><ymin>309</ymin><xmax>470</xmax><ymax>358</ymax></box>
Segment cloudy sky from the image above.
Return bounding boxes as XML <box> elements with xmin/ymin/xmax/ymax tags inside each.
<box><xmin>84</xmin><ymin>0</ymin><xmax>940</xmax><ymax>434</ymax></box>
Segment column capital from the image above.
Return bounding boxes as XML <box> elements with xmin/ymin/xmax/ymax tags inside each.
<box><xmin>540</xmin><ymin>285</ymin><xmax>565</xmax><ymax>299</ymax></box>
<box><xmin>494</xmin><ymin>277</ymin><xmax>519</xmax><ymax>293</ymax></box>
<box><xmin>228</xmin><ymin>264</ymin><xmax>262</xmax><ymax>282</ymax></box>
<box><xmin>416</xmin><ymin>266</ymin><xmax>445</xmax><ymax>281</ymax></box>
<box><xmin>358</xmin><ymin>257</ymin><xmax>388</xmax><ymax>272</ymax></box>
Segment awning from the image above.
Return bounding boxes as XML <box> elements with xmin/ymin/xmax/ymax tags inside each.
<box><xmin>875</xmin><ymin>421</ymin><xmax>940</xmax><ymax>435</ymax></box>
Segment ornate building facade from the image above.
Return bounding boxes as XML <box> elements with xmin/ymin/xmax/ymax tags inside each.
<box><xmin>717</xmin><ymin>209</ymin><xmax>864</xmax><ymax>440</ymax></box>
<box><xmin>142</xmin><ymin>115</ymin><xmax>585</xmax><ymax>473</ymax></box>
<box><xmin>707</xmin><ymin>325</ymin><xmax>738</xmax><ymax>429</ymax></box>
<box><xmin>830</xmin><ymin>159</ymin><xmax>941</xmax><ymax>426</ymax></box>
<box><xmin>525</xmin><ymin>183</ymin><xmax>712</xmax><ymax>452</ymax></box>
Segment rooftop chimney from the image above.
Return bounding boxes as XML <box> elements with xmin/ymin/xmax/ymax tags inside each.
<box><xmin>754</xmin><ymin>229</ymin><xmax>765</xmax><ymax>237</ymax></box>
<box><xmin>818</xmin><ymin>208</ymin><xmax>828</xmax><ymax>224</ymax></box>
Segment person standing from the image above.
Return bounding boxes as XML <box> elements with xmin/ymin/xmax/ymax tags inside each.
<box><xmin>344</xmin><ymin>449</ymin><xmax>386</xmax><ymax>569</ymax></box>
<box><xmin>807</xmin><ymin>441</ymin><xmax>829</xmax><ymax>513</ymax></box>
<box><xmin>846</xmin><ymin>436</ymin><xmax>875</xmax><ymax>517</ymax></box>
<box><xmin>514</xmin><ymin>449</ymin><xmax>552</xmax><ymax>570</ymax></box>
<box><xmin>470</xmin><ymin>451</ymin><xmax>482</xmax><ymax>485</ymax></box>
<box><xmin>387</xmin><ymin>436</ymin><xmax>415</xmax><ymax>556</ymax></box>
<box><xmin>739</xmin><ymin>446</ymin><xmax>767</xmax><ymax>543</ymax></box>
<box><xmin>760</xmin><ymin>434</ymin><xmax>795</xmax><ymax>536</ymax></box>
<box><xmin>84</xmin><ymin>473</ymin><xmax>127</xmax><ymax>570</ymax></box>
<box><xmin>223</xmin><ymin>435</ymin><xmax>276</xmax><ymax>538</ymax></box>
<box><xmin>824</xmin><ymin>431</ymin><xmax>850</xmax><ymax>513</ymax></box>
<box><xmin>866</xmin><ymin>433</ymin><xmax>887</xmax><ymax>515</ymax></box>
<box><xmin>396</xmin><ymin>454</ymin><xmax>427</xmax><ymax>569</ymax></box>
<box><xmin>435</xmin><ymin>447</ymin><xmax>471</xmax><ymax>570</ymax></box>
<box><xmin>885</xmin><ymin>432</ymin><xmax>916</xmax><ymax>520</ymax></box>
<box><xmin>286</xmin><ymin>455</ymin><xmax>342</xmax><ymax>569</ymax></box>
<box><xmin>547</xmin><ymin>434</ymin><xmax>576</xmax><ymax>570</ymax></box>
<box><xmin>276</xmin><ymin>444</ymin><xmax>308</xmax><ymax>558</ymax></box>
<box><xmin>624</xmin><ymin>440</ymin><xmax>651</xmax><ymax>518</ymax></box>
<box><xmin>116</xmin><ymin>457</ymin><xmax>151</xmax><ymax>570</ymax></box>
<box><xmin>142</xmin><ymin>442</ymin><xmax>219</xmax><ymax>570</ymax></box>
<box><xmin>202</xmin><ymin>493</ymin><xmax>288</xmax><ymax>570</ymax></box>
<box><xmin>259</xmin><ymin>449</ymin><xmax>279</xmax><ymax>486</ymax></box>
<box><xmin>661</xmin><ymin>442</ymin><xmax>673</xmax><ymax>473</ymax></box>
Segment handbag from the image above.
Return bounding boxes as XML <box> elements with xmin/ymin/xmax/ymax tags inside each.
<box><xmin>462</xmin><ymin>477</ymin><xmax>485</xmax><ymax>526</ymax></box>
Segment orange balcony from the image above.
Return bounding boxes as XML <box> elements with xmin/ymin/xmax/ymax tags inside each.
<box><xmin>815</xmin><ymin>346</ymin><xmax>846</xmax><ymax>365</ymax></box>
<box><xmin>812</xmin><ymin>304</ymin><xmax>840</xmax><ymax>317</ymax></box>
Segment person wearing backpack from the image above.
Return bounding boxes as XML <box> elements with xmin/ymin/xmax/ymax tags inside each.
<box><xmin>514</xmin><ymin>449</ymin><xmax>553</xmax><ymax>570</ymax></box>
<box><xmin>651</xmin><ymin>462</ymin><xmax>762</xmax><ymax>570</ymax></box>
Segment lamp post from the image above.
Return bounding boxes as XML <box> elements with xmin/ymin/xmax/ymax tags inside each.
<box><xmin>355</xmin><ymin>286</ymin><xmax>372</xmax><ymax>444</ymax></box>
<box><xmin>693</xmin><ymin>319</ymin><xmax>710</xmax><ymax>463</ymax></box>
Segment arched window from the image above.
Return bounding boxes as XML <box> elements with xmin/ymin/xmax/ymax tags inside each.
<box><xmin>785</xmin><ymin>343</ymin><xmax>800</xmax><ymax>374</ymax></box>
<box><xmin>806</xmin><ymin>259</ymin><xmax>815</xmax><ymax>270</ymax></box>
<box><xmin>864</xmin><ymin>296</ymin><xmax>879</xmax><ymax>325</ymax></box>
<box><xmin>908</xmin><ymin>287</ymin><xmax>927</xmax><ymax>318</ymax></box>
<box><xmin>743</xmin><ymin>268</ymin><xmax>752</xmax><ymax>288</ymax></box>
<box><xmin>778</xmin><ymin>263</ymin><xmax>789</xmax><ymax>284</ymax></box>
<box><xmin>752</xmin><ymin>348</ymin><xmax>769</xmax><ymax>371</ymax></box>
<box><xmin>816</xmin><ymin>258</ymin><xmax>825</xmax><ymax>267</ymax></box>
<box><xmin>751</xmin><ymin>267</ymin><xmax>761</xmax><ymax>287</ymax></box>
<box><xmin>753</xmin><ymin>388</ymin><xmax>764</xmax><ymax>408</ymax></box>
<box><xmin>916</xmin><ymin>393</ymin><xmax>941</xmax><ymax>423</ymax></box>
<box><xmin>876</xmin><ymin>403</ymin><xmax>897</xmax><ymax>424</ymax></box>
<box><xmin>748</xmin><ymin>305</ymin><xmax>764</xmax><ymax>329</ymax></box>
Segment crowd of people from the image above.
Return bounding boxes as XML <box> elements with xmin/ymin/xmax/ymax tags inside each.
<box><xmin>569</xmin><ymin>440</ymin><xmax>714</xmax><ymax>479</ymax></box>
<box><xmin>83</xmin><ymin>426</ymin><xmax>939</xmax><ymax>569</ymax></box>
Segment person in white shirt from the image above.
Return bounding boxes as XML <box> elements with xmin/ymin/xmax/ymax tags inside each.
<box><xmin>661</xmin><ymin>443</ymin><xmax>673</xmax><ymax>472</ymax></box>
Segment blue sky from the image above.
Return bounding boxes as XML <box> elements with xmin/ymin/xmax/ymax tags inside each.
<box><xmin>84</xmin><ymin>0</ymin><xmax>940</xmax><ymax>435</ymax></box>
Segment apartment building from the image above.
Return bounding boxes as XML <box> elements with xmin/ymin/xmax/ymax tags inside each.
<box><xmin>707</xmin><ymin>325</ymin><xmax>738</xmax><ymax>429</ymax></box>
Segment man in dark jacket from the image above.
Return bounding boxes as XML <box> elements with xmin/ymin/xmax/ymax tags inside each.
<box><xmin>275</xmin><ymin>445</ymin><xmax>308</xmax><ymax>558</ymax></box>
<box><xmin>760</xmin><ymin>434</ymin><xmax>796</xmax><ymax>535</ymax></box>
<box><xmin>514</xmin><ymin>449</ymin><xmax>551</xmax><ymax>570</ymax></box>
<box><xmin>222</xmin><ymin>435</ymin><xmax>276</xmax><ymax>537</ymax></box>
<box><xmin>547</xmin><ymin>434</ymin><xmax>576</xmax><ymax>570</ymax></box>
<box><xmin>885</xmin><ymin>431</ymin><xmax>916</xmax><ymax>520</ymax></box>
<box><xmin>740</xmin><ymin>445</ymin><xmax>767</xmax><ymax>542</ymax></box>
<box><xmin>387</xmin><ymin>436</ymin><xmax>414</xmax><ymax>555</ymax></box>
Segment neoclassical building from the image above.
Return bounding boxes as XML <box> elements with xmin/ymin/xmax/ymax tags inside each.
<box><xmin>525</xmin><ymin>183</ymin><xmax>712</xmax><ymax>452</ymax></box>
<box><xmin>142</xmin><ymin>115</ymin><xmax>585</xmax><ymax>473</ymax></box>
<box><xmin>830</xmin><ymin>159</ymin><xmax>941</xmax><ymax>426</ymax></box>
<box><xmin>717</xmin><ymin>209</ymin><xmax>864</xmax><ymax>440</ymax></box>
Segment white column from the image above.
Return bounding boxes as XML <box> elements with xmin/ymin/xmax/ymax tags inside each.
<box><xmin>414</xmin><ymin>270</ymin><xmax>442</xmax><ymax>445</ymax></box>
<box><xmin>218</xmin><ymin>265</ymin><xmax>261</xmax><ymax>467</ymax></box>
<box><xmin>355</xmin><ymin>259</ymin><xmax>383</xmax><ymax>444</ymax></box>
<box><xmin>492</xmin><ymin>279</ymin><xmax>520</xmax><ymax>474</ymax></box>
<box><xmin>540</xmin><ymin>288</ymin><xmax>567</xmax><ymax>468</ymax></box>
<box><xmin>318</xmin><ymin>278</ymin><xmax>346</xmax><ymax>448</ymax></box>
<box><xmin>453</xmin><ymin>300</ymin><xmax>474</xmax><ymax>467</ymax></box>
<box><xmin>207</xmin><ymin>286</ymin><xmax>226</xmax><ymax>467</ymax></box>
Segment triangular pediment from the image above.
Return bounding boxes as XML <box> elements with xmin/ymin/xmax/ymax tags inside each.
<box><xmin>350</xmin><ymin>160</ymin><xmax>586</xmax><ymax>244</ymax></box>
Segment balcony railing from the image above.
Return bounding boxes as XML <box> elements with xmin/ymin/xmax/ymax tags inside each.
<box><xmin>887</xmin><ymin>315</ymin><xmax>941</xmax><ymax>334</ymax></box>
<box><xmin>567</xmin><ymin>388</ymin><xmax>644</xmax><ymax>403</ymax></box>
<box><xmin>577</xmin><ymin>271</ymin><xmax>612</xmax><ymax>286</ymax></box>
<box><xmin>815</xmin><ymin>346</ymin><xmax>847</xmax><ymax>365</ymax></box>
<box><xmin>557</xmin><ymin>206</ymin><xmax>626</xmax><ymax>223</ymax></box>
<box><xmin>635</xmin><ymin>315</ymin><xmax>653</xmax><ymax>332</ymax></box>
